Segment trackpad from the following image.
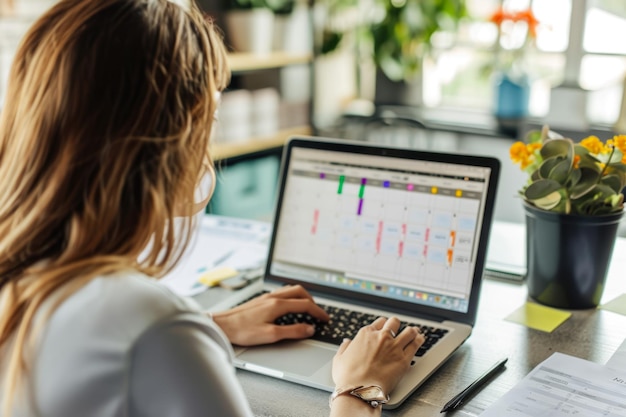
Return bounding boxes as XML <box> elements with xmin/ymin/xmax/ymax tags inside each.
<box><xmin>237</xmin><ymin>341</ymin><xmax>335</xmax><ymax>377</ymax></box>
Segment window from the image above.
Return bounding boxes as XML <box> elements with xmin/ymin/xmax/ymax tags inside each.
<box><xmin>428</xmin><ymin>0</ymin><xmax>626</xmax><ymax>126</ymax></box>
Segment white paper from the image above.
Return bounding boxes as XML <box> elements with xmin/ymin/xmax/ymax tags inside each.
<box><xmin>480</xmin><ymin>352</ymin><xmax>626</xmax><ymax>417</ymax></box>
<box><xmin>485</xmin><ymin>221</ymin><xmax>526</xmax><ymax>277</ymax></box>
<box><xmin>161</xmin><ymin>215</ymin><xmax>270</xmax><ymax>296</ymax></box>
<box><xmin>607</xmin><ymin>337</ymin><xmax>626</xmax><ymax>371</ymax></box>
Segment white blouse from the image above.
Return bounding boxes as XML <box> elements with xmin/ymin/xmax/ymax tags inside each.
<box><xmin>13</xmin><ymin>273</ymin><xmax>254</xmax><ymax>417</ymax></box>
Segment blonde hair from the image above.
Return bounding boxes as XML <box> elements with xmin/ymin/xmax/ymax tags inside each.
<box><xmin>0</xmin><ymin>0</ymin><xmax>229</xmax><ymax>413</ymax></box>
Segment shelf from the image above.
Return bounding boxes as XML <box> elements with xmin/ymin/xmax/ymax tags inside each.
<box><xmin>227</xmin><ymin>52</ymin><xmax>312</xmax><ymax>73</ymax></box>
<box><xmin>211</xmin><ymin>125</ymin><xmax>312</xmax><ymax>160</ymax></box>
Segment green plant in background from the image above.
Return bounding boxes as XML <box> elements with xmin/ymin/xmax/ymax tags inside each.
<box><xmin>510</xmin><ymin>126</ymin><xmax>626</xmax><ymax>215</ymax></box>
<box><xmin>321</xmin><ymin>0</ymin><xmax>467</xmax><ymax>82</ymax></box>
<box><xmin>371</xmin><ymin>0</ymin><xmax>467</xmax><ymax>82</ymax></box>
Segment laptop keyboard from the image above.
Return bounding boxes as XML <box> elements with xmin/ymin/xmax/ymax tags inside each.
<box><xmin>242</xmin><ymin>292</ymin><xmax>448</xmax><ymax>357</ymax></box>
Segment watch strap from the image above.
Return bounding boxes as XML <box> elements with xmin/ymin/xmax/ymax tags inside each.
<box><xmin>329</xmin><ymin>385</ymin><xmax>390</xmax><ymax>408</ymax></box>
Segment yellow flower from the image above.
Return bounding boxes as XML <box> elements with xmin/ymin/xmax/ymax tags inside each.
<box><xmin>510</xmin><ymin>141</ymin><xmax>533</xmax><ymax>169</ymax></box>
<box><xmin>613</xmin><ymin>135</ymin><xmax>626</xmax><ymax>151</ymax></box>
<box><xmin>510</xmin><ymin>141</ymin><xmax>526</xmax><ymax>159</ymax></box>
<box><xmin>580</xmin><ymin>136</ymin><xmax>604</xmax><ymax>154</ymax></box>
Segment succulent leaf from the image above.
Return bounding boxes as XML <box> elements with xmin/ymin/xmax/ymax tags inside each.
<box><xmin>597</xmin><ymin>148</ymin><xmax>624</xmax><ymax>165</ymax></box>
<box><xmin>569</xmin><ymin>168</ymin><xmax>600</xmax><ymax>199</ymax></box>
<box><xmin>577</xmin><ymin>153</ymin><xmax>601</xmax><ymax>170</ymax></box>
<box><xmin>540</xmin><ymin>138</ymin><xmax>573</xmax><ymax>160</ymax></box>
<box><xmin>549</xmin><ymin>159</ymin><xmax>572</xmax><ymax>185</ymax></box>
<box><xmin>525</xmin><ymin>179</ymin><xmax>562</xmax><ymax>200</ymax></box>
<box><xmin>533</xmin><ymin>191</ymin><xmax>562</xmax><ymax>211</ymax></box>
<box><xmin>601</xmin><ymin>174</ymin><xmax>624</xmax><ymax>194</ymax></box>
<box><xmin>573</xmin><ymin>144</ymin><xmax>590</xmax><ymax>156</ymax></box>
<box><xmin>538</xmin><ymin>156</ymin><xmax>561</xmax><ymax>179</ymax></box>
<box><xmin>531</xmin><ymin>170</ymin><xmax>541</xmax><ymax>181</ymax></box>
<box><xmin>567</xmin><ymin>168</ymin><xmax>581</xmax><ymax>188</ymax></box>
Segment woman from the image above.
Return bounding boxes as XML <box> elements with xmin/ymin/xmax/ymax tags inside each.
<box><xmin>0</xmin><ymin>1</ymin><xmax>424</xmax><ymax>416</ymax></box>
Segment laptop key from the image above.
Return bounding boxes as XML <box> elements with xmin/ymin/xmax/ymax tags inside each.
<box><xmin>275</xmin><ymin>304</ymin><xmax>448</xmax><ymax>357</ymax></box>
<box><xmin>239</xmin><ymin>293</ymin><xmax>448</xmax><ymax>357</ymax></box>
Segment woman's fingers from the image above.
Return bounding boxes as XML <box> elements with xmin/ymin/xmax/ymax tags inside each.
<box><xmin>381</xmin><ymin>316</ymin><xmax>401</xmax><ymax>337</ymax></box>
<box><xmin>332</xmin><ymin>315</ymin><xmax>424</xmax><ymax>394</ymax></box>
<box><xmin>267</xmin><ymin>298</ymin><xmax>329</xmax><ymax>322</ymax></box>
<box><xmin>396</xmin><ymin>326</ymin><xmax>424</xmax><ymax>356</ymax></box>
<box><xmin>244</xmin><ymin>285</ymin><xmax>330</xmax><ymax>322</ymax></box>
<box><xmin>369</xmin><ymin>316</ymin><xmax>387</xmax><ymax>330</ymax></box>
<box><xmin>337</xmin><ymin>338</ymin><xmax>351</xmax><ymax>354</ymax></box>
<box><xmin>268</xmin><ymin>323</ymin><xmax>316</xmax><ymax>342</ymax></box>
<box><xmin>269</xmin><ymin>284</ymin><xmax>314</xmax><ymax>301</ymax></box>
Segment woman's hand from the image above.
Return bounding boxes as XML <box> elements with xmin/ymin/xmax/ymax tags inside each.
<box><xmin>331</xmin><ymin>317</ymin><xmax>425</xmax><ymax>396</ymax></box>
<box><xmin>211</xmin><ymin>285</ymin><xmax>330</xmax><ymax>346</ymax></box>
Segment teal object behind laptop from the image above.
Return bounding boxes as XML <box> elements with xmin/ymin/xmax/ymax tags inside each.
<box><xmin>213</xmin><ymin>136</ymin><xmax>500</xmax><ymax>409</ymax></box>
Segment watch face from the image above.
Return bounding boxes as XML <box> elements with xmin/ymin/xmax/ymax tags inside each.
<box><xmin>353</xmin><ymin>386</ymin><xmax>386</xmax><ymax>401</ymax></box>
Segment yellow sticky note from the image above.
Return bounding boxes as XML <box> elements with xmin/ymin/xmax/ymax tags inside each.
<box><xmin>198</xmin><ymin>266</ymin><xmax>239</xmax><ymax>287</ymax></box>
<box><xmin>505</xmin><ymin>302</ymin><xmax>571</xmax><ymax>333</ymax></box>
<box><xmin>600</xmin><ymin>293</ymin><xmax>626</xmax><ymax>316</ymax></box>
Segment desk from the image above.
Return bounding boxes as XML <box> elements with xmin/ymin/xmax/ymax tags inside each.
<box><xmin>193</xmin><ymin>221</ymin><xmax>626</xmax><ymax>417</ymax></box>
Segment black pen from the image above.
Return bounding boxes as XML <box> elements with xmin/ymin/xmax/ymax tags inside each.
<box><xmin>440</xmin><ymin>357</ymin><xmax>508</xmax><ymax>413</ymax></box>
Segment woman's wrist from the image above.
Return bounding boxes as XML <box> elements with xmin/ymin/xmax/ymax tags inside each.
<box><xmin>329</xmin><ymin>385</ymin><xmax>387</xmax><ymax>417</ymax></box>
<box><xmin>329</xmin><ymin>394</ymin><xmax>382</xmax><ymax>417</ymax></box>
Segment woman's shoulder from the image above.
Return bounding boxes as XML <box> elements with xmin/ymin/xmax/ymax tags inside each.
<box><xmin>32</xmin><ymin>273</ymin><xmax>237</xmax><ymax>417</ymax></box>
<box><xmin>44</xmin><ymin>271</ymin><xmax>207</xmax><ymax>347</ymax></box>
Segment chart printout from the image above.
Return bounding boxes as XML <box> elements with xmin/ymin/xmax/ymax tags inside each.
<box><xmin>480</xmin><ymin>352</ymin><xmax>626</xmax><ymax>417</ymax></box>
<box><xmin>271</xmin><ymin>148</ymin><xmax>491</xmax><ymax>306</ymax></box>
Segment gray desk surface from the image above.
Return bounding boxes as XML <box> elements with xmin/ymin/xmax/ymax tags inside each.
<box><xmin>194</xmin><ymin>225</ymin><xmax>626</xmax><ymax>417</ymax></box>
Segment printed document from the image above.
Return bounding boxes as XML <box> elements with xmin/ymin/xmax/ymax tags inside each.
<box><xmin>480</xmin><ymin>352</ymin><xmax>626</xmax><ymax>416</ymax></box>
<box><xmin>161</xmin><ymin>215</ymin><xmax>270</xmax><ymax>296</ymax></box>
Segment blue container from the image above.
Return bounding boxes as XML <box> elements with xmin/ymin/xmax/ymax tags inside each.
<box><xmin>493</xmin><ymin>72</ymin><xmax>530</xmax><ymax>120</ymax></box>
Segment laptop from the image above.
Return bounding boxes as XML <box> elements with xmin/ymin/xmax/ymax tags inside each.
<box><xmin>214</xmin><ymin>136</ymin><xmax>500</xmax><ymax>409</ymax></box>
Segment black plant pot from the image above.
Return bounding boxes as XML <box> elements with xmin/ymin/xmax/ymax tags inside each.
<box><xmin>524</xmin><ymin>203</ymin><xmax>624</xmax><ymax>309</ymax></box>
<box><xmin>374</xmin><ymin>70</ymin><xmax>423</xmax><ymax>107</ymax></box>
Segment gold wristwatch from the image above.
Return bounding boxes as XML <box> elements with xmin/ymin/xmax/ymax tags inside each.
<box><xmin>329</xmin><ymin>385</ymin><xmax>390</xmax><ymax>408</ymax></box>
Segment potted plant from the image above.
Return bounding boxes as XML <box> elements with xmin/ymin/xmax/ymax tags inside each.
<box><xmin>488</xmin><ymin>6</ymin><xmax>540</xmax><ymax>128</ymax></box>
<box><xmin>510</xmin><ymin>126</ymin><xmax>626</xmax><ymax>309</ymax></box>
<box><xmin>320</xmin><ymin>0</ymin><xmax>467</xmax><ymax>105</ymax></box>
<box><xmin>223</xmin><ymin>0</ymin><xmax>295</xmax><ymax>54</ymax></box>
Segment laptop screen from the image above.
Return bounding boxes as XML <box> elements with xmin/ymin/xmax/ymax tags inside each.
<box><xmin>268</xmin><ymin>138</ymin><xmax>498</xmax><ymax>321</ymax></box>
